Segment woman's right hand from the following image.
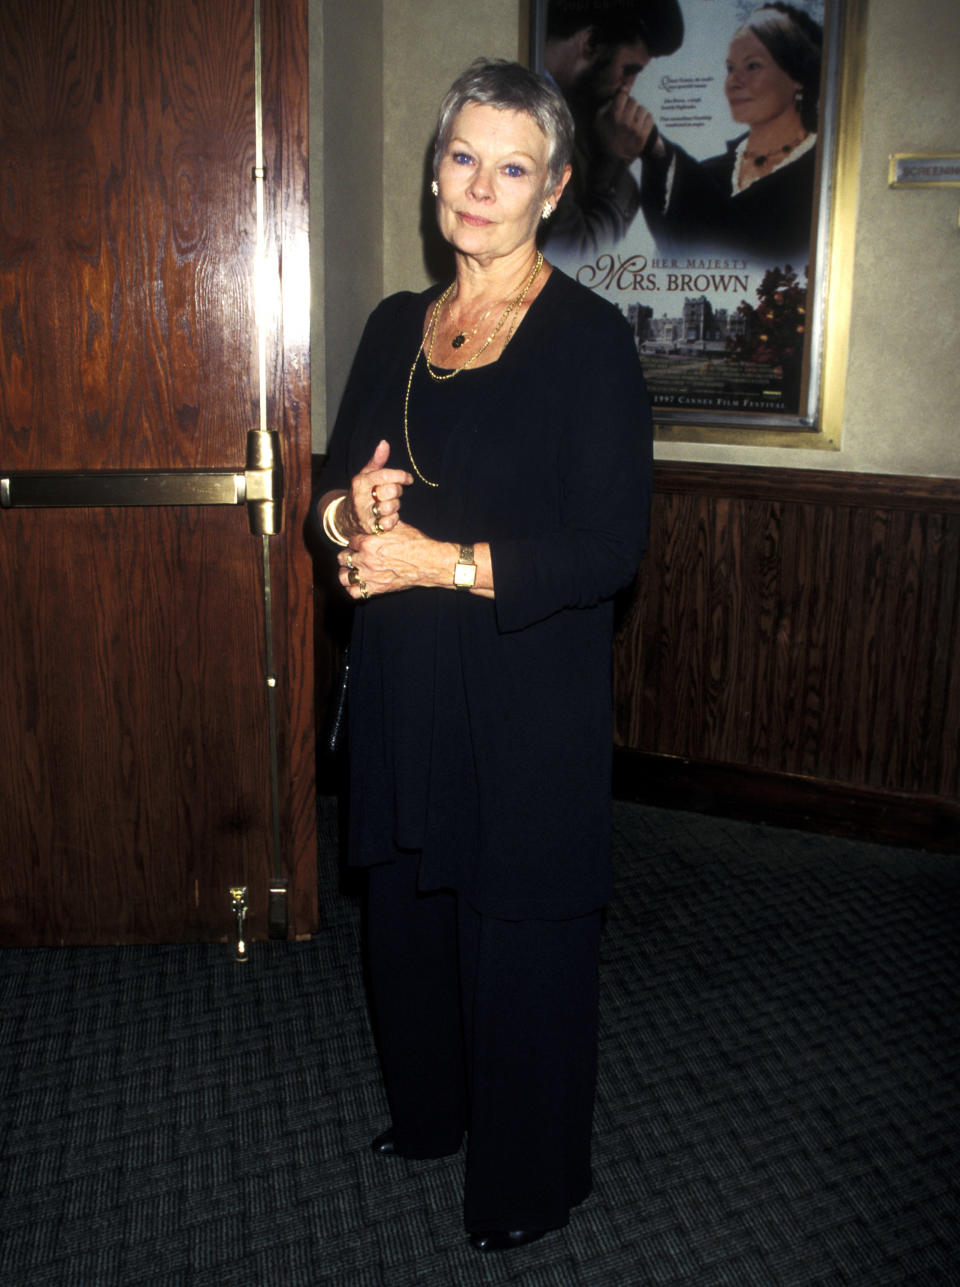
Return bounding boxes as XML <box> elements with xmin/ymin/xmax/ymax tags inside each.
<box><xmin>342</xmin><ymin>439</ymin><xmax>413</xmax><ymax>538</ymax></box>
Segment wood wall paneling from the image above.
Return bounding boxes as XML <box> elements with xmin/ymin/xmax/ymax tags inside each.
<box><xmin>613</xmin><ymin>464</ymin><xmax>960</xmax><ymax>849</ymax></box>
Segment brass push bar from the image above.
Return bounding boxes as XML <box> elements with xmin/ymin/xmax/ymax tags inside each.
<box><xmin>0</xmin><ymin>430</ymin><xmax>283</xmax><ymax>536</ymax></box>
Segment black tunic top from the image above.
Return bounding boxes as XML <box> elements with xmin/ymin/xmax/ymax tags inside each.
<box><xmin>318</xmin><ymin>269</ymin><xmax>652</xmax><ymax>919</ymax></box>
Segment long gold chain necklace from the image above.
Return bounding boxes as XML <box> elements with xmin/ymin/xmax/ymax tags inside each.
<box><xmin>424</xmin><ymin>252</ymin><xmax>543</xmax><ymax>381</ymax></box>
<box><xmin>403</xmin><ymin>253</ymin><xmax>544</xmax><ymax>487</ymax></box>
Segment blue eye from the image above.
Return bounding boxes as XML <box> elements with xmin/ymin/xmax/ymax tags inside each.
<box><xmin>504</xmin><ymin>164</ymin><xmax>526</xmax><ymax>178</ymax></box>
<box><xmin>452</xmin><ymin>152</ymin><xmax>473</xmax><ymax>165</ymax></box>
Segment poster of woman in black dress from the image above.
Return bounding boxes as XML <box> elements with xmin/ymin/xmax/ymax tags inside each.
<box><xmin>540</xmin><ymin>0</ymin><xmax>830</xmax><ymax>424</ymax></box>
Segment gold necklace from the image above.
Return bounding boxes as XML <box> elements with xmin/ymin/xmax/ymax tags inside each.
<box><xmin>425</xmin><ymin>252</ymin><xmax>543</xmax><ymax>382</ymax></box>
<box><xmin>403</xmin><ymin>254</ymin><xmax>544</xmax><ymax>488</ymax></box>
<box><xmin>403</xmin><ymin>351</ymin><xmax>440</xmax><ymax>488</ymax></box>
<box><xmin>449</xmin><ymin>299</ymin><xmax>495</xmax><ymax>349</ymax></box>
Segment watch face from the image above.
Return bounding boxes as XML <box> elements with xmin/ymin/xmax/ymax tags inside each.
<box><xmin>454</xmin><ymin>562</ymin><xmax>476</xmax><ymax>588</ymax></box>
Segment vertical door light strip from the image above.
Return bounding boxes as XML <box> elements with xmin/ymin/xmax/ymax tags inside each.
<box><xmin>253</xmin><ymin>0</ymin><xmax>285</xmax><ymax>920</ymax></box>
<box><xmin>253</xmin><ymin>0</ymin><xmax>268</xmax><ymax>437</ymax></box>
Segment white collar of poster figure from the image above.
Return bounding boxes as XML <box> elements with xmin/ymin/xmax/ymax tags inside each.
<box><xmin>729</xmin><ymin>131</ymin><xmax>818</xmax><ymax>197</ymax></box>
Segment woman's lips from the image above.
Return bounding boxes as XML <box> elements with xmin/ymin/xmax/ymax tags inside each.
<box><xmin>458</xmin><ymin>212</ymin><xmax>494</xmax><ymax>227</ymax></box>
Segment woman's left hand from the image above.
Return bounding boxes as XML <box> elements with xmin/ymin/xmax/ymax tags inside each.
<box><xmin>337</xmin><ymin>521</ymin><xmax>456</xmax><ymax>601</ymax></box>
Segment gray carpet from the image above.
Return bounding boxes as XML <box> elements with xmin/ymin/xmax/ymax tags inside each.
<box><xmin>1</xmin><ymin>802</ymin><xmax>957</xmax><ymax>1285</ymax></box>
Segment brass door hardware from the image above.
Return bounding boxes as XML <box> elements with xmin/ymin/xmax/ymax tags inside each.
<box><xmin>230</xmin><ymin>886</ymin><xmax>249</xmax><ymax>962</ymax></box>
<box><xmin>1</xmin><ymin>430</ymin><xmax>283</xmax><ymax>535</ymax></box>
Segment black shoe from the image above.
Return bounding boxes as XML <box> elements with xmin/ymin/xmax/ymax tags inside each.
<box><xmin>469</xmin><ymin>1229</ymin><xmax>548</xmax><ymax>1253</ymax></box>
<box><xmin>370</xmin><ymin>1128</ymin><xmax>398</xmax><ymax>1156</ymax></box>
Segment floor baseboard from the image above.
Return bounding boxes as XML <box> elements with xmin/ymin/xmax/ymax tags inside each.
<box><xmin>612</xmin><ymin>750</ymin><xmax>960</xmax><ymax>854</ymax></box>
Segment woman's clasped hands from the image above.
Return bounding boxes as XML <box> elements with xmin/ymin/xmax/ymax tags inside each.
<box><xmin>337</xmin><ymin>440</ymin><xmax>445</xmax><ymax>601</ymax></box>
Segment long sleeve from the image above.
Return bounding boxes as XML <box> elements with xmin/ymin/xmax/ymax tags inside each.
<box><xmin>310</xmin><ymin>292</ymin><xmax>421</xmax><ymax>550</ymax></box>
<box><xmin>639</xmin><ymin>141</ymin><xmax>734</xmax><ymax>255</ymax></box>
<box><xmin>548</xmin><ymin>132</ymin><xmax>643</xmax><ymax>255</ymax></box>
<box><xmin>490</xmin><ymin>300</ymin><xmax>652</xmax><ymax>633</ymax></box>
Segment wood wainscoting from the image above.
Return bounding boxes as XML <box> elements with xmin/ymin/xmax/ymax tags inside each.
<box><xmin>613</xmin><ymin>463</ymin><xmax>960</xmax><ymax>852</ymax></box>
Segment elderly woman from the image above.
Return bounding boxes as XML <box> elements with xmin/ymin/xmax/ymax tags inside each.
<box><xmin>315</xmin><ymin>58</ymin><xmax>651</xmax><ymax>1252</ymax></box>
<box><xmin>638</xmin><ymin>2</ymin><xmax>823</xmax><ymax>263</ymax></box>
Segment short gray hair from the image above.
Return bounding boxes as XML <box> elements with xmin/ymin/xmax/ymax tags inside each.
<box><xmin>432</xmin><ymin>58</ymin><xmax>574</xmax><ymax>191</ymax></box>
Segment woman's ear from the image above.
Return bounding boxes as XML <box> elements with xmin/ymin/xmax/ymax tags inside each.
<box><xmin>549</xmin><ymin>163</ymin><xmax>573</xmax><ymax>212</ymax></box>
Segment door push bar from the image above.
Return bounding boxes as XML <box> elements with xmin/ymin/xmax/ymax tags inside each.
<box><xmin>0</xmin><ymin>429</ymin><xmax>283</xmax><ymax>536</ymax></box>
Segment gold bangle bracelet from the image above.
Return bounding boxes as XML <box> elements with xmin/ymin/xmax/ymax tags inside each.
<box><xmin>322</xmin><ymin>495</ymin><xmax>349</xmax><ymax>547</ymax></box>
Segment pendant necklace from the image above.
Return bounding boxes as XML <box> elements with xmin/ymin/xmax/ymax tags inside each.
<box><xmin>743</xmin><ymin>133</ymin><xmax>807</xmax><ymax>168</ymax></box>
<box><xmin>449</xmin><ymin>300</ymin><xmax>494</xmax><ymax>349</ymax></box>
<box><xmin>424</xmin><ymin>252</ymin><xmax>542</xmax><ymax>383</ymax></box>
<box><xmin>403</xmin><ymin>252</ymin><xmax>544</xmax><ymax>488</ymax></box>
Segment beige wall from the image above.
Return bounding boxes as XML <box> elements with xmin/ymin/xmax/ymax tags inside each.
<box><xmin>312</xmin><ymin>0</ymin><xmax>960</xmax><ymax>480</ymax></box>
<box><xmin>310</xmin><ymin>0</ymin><xmax>383</xmax><ymax>445</ymax></box>
<box><xmin>381</xmin><ymin>0</ymin><xmax>520</xmax><ymax>297</ymax></box>
<box><xmin>311</xmin><ymin>0</ymin><xmax>517</xmax><ymax>447</ymax></box>
<box><xmin>838</xmin><ymin>0</ymin><xmax>960</xmax><ymax>479</ymax></box>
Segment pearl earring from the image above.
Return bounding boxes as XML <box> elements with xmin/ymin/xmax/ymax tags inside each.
<box><xmin>431</xmin><ymin>180</ymin><xmax>439</xmax><ymax>197</ymax></box>
<box><xmin>542</xmin><ymin>202</ymin><xmax>553</xmax><ymax>220</ymax></box>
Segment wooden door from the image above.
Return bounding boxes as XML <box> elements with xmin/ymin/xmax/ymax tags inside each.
<box><xmin>0</xmin><ymin>0</ymin><xmax>315</xmax><ymax>945</ymax></box>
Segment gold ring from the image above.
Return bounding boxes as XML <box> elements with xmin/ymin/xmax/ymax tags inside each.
<box><xmin>348</xmin><ymin>566</ymin><xmax>361</xmax><ymax>586</ymax></box>
<box><xmin>360</xmin><ymin>584</ymin><xmax>369</xmax><ymax>600</ymax></box>
<box><xmin>373</xmin><ymin>520</ymin><xmax>384</xmax><ymax>535</ymax></box>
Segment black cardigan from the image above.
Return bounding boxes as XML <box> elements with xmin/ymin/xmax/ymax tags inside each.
<box><xmin>318</xmin><ymin>269</ymin><xmax>652</xmax><ymax>919</ymax></box>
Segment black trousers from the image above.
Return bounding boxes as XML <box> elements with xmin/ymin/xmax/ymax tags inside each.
<box><xmin>366</xmin><ymin>853</ymin><xmax>603</xmax><ymax>1231</ymax></box>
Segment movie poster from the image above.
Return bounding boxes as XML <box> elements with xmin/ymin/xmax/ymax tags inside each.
<box><xmin>537</xmin><ymin>0</ymin><xmax>830</xmax><ymax>430</ymax></box>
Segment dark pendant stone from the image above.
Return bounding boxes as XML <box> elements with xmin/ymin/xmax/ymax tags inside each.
<box><xmin>451</xmin><ymin>333</ymin><xmax>466</xmax><ymax>348</ymax></box>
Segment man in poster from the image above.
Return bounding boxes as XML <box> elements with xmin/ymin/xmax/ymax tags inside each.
<box><xmin>543</xmin><ymin>0</ymin><xmax>685</xmax><ymax>254</ymax></box>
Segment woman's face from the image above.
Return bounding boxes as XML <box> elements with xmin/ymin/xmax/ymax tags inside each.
<box><xmin>434</xmin><ymin>102</ymin><xmax>568</xmax><ymax>265</ymax></box>
<box><xmin>724</xmin><ymin>29</ymin><xmax>802</xmax><ymax>129</ymax></box>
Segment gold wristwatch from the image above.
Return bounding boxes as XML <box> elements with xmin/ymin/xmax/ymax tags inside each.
<box><xmin>453</xmin><ymin>543</ymin><xmax>476</xmax><ymax>590</ymax></box>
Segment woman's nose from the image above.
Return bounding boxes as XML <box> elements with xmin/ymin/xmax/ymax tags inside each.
<box><xmin>468</xmin><ymin>164</ymin><xmax>494</xmax><ymax>200</ymax></box>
